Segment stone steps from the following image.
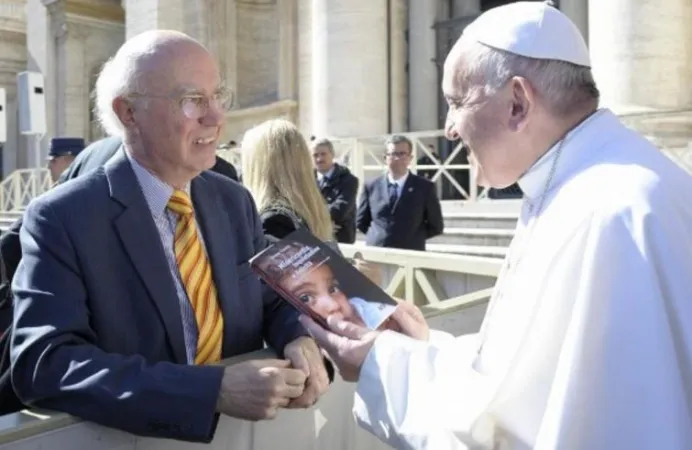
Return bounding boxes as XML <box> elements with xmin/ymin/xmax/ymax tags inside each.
<box><xmin>442</xmin><ymin>211</ymin><xmax>518</xmax><ymax>229</ymax></box>
<box><xmin>429</xmin><ymin>227</ymin><xmax>514</xmax><ymax>247</ymax></box>
<box><xmin>426</xmin><ymin>243</ymin><xmax>508</xmax><ymax>259</ymax></box>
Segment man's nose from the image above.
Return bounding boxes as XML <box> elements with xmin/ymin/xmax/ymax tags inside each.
<box><xmin>201</xmin><ymin>104</ymin><xmax>225</xmax><ymax>127</ymax></box>
<box><xmin>445</xmin><ymin>116</ymin><xmax>459</xmax><ymax>141</ymax></box>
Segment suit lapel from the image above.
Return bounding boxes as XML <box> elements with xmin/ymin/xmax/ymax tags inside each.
<box><xmin>378</xmin><ymin>176</ymin><xmax>391</xmax><ymax>213</ymax></box>
<box><xmin>191</xmin><ymin>175</ymin><xmax>240</xmax><ymax>356</ymax></box>
<box><xmin>105</xmin><ymin>150</ymin><xmax>188</xmax><ymax>364</ymax></box>
<box><xmin>392</xmin><ymin>175</ymin><xmax>415</xmax><ymax>214</ymax></box>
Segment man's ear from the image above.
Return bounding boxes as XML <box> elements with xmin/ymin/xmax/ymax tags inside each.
<box><xmin>508</xmin><ymin>76</ymin><xmax>534</xmax><ymax>132</ymax></box>
<box><xmin>112</xmin><ymin>97</ymin><xmax>135</xmax><ymax>129</ymax></box>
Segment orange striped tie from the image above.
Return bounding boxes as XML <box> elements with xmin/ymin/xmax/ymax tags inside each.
<box><xmin>167</xmin><ymin>190</ymin><xmax>224</xmax><ymax>364</ymax></box>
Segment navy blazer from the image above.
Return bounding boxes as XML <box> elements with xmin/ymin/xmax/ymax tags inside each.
<box><xmin>10</xmin><ymin>150</ymin><xmax>306</xmax><ymax>442</ymax></box>
<box><xmin>356</xmin><ymin>173</ymin><xmax>444</xmax><ymax>251</ymax></box>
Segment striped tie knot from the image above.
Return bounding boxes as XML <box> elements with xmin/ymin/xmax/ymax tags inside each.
<box><xmin>167</xmin><ymin>190</ymin><xmax>193</xmax><ymax>216</ymax></box>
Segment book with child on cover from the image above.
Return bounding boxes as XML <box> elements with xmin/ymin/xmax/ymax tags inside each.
<box><xmin>250</xmin><ymin>228</ymin><xmax>398</xmax><ymax>330</ymax></box>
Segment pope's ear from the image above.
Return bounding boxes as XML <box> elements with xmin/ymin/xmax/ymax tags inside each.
<box><xmin>508</xmin><ymin>76</ymin><xmax>534</xmax><ymax>132</ymax></box>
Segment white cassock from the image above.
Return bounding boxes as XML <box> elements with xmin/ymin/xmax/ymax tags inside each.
<box><xmin>353</xmin><ymin>109</ymin><xmax>692</xmax><ymax>450</ymax></box>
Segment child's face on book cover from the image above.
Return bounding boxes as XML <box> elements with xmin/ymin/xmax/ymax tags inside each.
<box><xmin>283</xmin><ymin>264</ymin><xmax>365</xmax><ymax>327</ymax></box>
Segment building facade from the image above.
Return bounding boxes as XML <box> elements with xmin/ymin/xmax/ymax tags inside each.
<box><xmin>0</xmin><ymin>0</ymin><xmax>690</xmax><ymax>176</ymax></box>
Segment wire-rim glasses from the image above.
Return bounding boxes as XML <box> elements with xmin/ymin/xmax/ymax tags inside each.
<box><xmin>127</xmin><ymin>88</ymin><xmax>234</xmax><ymax>120</ymax></box>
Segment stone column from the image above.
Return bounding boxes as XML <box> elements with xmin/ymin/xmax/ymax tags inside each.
<box><xmin>125</xmin><ymin>0</ymin><xmax>185</xmax><ymax>39</ymax></box>
<box><xmin>389</xmin><ymin>0</ymin><xmax>408</xmax><ymax>133</ymax></box>
<box><xmin>297</xmin><ymin>0</ymin><xmax>313</xmax><ymax>134</ymax></box>
<box><xmin>310</xmin><ymin>0</ymin><xmax>389</xmax><ymax>137</ymax></box>
<box><xmin>203</xmin><ymin>0</ymin><xmax>238</xmax><ymax>97</ymax></box>
<box><xmin>452</xmin><ymin>0</ymin><xmax>480</xmax><ymax>17</ymax></box>
<box><xmin>278</xmin><ymin>0</ymin><xmax>297</xmax><ymax>101</ymax></box>
<box><xmin>407</xmin><ymin>0</ymin><xmax>439</xmax><ymax>132</ymax></box>
<box><xmin>589</xmin><ymin>0</ymin><xmax>692</xmax><ymax>113</ymax></box>
<box><xmin>0</xmin><ymin>1</ymin><xmax>27</xmax><ymax>173</ymax></box>
<box><xmin>560</xmin><ymin>0</ymin><xmax>588</xmax><ymax>46</ymax></box>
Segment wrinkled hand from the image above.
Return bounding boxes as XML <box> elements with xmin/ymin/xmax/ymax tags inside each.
<box><xmin>283</xmin><ymin>337</ymin><xmax>330</xmax><ymax>408</ymax></box>
<box><xmin>216</xmin><ymin>359</ymin><xmax>307</xmax><ymax>421</ymax></box>
<box><xmin>391</xmin><ymin>301</ymin><xmax>429</xmax><ymax>341</ymax></box>
<box><xmin>299</xmin><ymin>315</ymin><xmax>380</xmax><ymax>382</ymax></box>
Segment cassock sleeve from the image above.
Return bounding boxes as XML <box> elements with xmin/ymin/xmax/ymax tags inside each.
<box><xmin>353</xmin><ymin>330</ymin><xmax>492</xmax><ymax>450</ymax></box>
<box><xmin>533</xmin><ymin>207</ymin><xmax>692</xmax><ymax>449</ymax></box>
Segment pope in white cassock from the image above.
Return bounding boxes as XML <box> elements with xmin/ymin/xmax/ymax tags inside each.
<box><xmin>300</xmin><ymin>2</ymin><xmax>692</xmax><ymax>449</ymax></box>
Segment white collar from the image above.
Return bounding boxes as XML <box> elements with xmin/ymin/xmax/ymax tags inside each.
<box><xmin>387</xmin><ymin>170</ymin><xmax>409</xmax><ymax>187</ymax></box>
<box><xmin>518</xmin><ymin>108</ymin><xmax>618</xmax><ymax>204</ymax></box>
<box><xmin>317</xmin><ymin>165</ymin><xmax>335</xmax><ymax>181</ymax></box>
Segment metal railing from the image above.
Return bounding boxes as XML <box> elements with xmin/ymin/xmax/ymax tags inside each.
<box><xmin>217</xmin><ymin>130</ymin><xmax>488</xmax><ymax>201</ymax></box>
<box><xmin>0</xmin><ymin>169</ymin><xmax>52</xmax><ymax>212</ymax></box>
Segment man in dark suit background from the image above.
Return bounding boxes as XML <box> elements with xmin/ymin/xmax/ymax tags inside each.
<box><xmin>356</xmin><ymin>135</ymin><xmax>444</xmax><ymax>251</ymax></box>
<box><xmin>311</xmin><ymin>137</ymin><xmax>359</xmax><ymax>243</ymax></box>
<box><xmin>8</xmin><ymin>30</ymin><xmax>328</xmax><ymax>441</ymax></box>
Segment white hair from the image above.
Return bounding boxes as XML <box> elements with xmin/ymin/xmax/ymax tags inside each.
<box><xmin>93</xmin><ymin>30</ymin><xmax>199</xmax><ymax>138</ymax></box>
<box><xmin>458</xmin><ymin>40</ymin><xmax>599</xmax><ymax>115</ymax></box>
<box><xmin>93</xmin><ymin>54</ymin><xmax>142</xmax><ymax>138</ymax></box>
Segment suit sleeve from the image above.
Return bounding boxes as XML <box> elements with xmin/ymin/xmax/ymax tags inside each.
<box><xmin>423</xmin><ymin>182</ymin><xmax>444</xmax><ymax>238</ymax></box>
<box><xmin>244</xmin><ymin>197</ymin><xmax>309</xmax><ymax>356</ymax></box>
<box><xmin>328</xmin><ymin>175</ymin><xmax>359</xmax><ymax>225</ymax></box>
<box><xmin>10</xmin><ymin>199</ymin><xmax>224</xmax><ymax>443</ymax></box>
<box><xmin>262</xmin><ymin>213</ymin><xmax>298</xmax><ymax>242</ymax></box>
<box><xmin>356</xmin><ymin>183</ymin><xmax>372</xmax><ymax>234</ymax></box>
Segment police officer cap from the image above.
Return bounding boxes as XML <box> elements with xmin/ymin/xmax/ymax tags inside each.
<box><xmin>49</xmin><ymin>137</ymin><xmax>86</xmax><ymax>159</ymax></box>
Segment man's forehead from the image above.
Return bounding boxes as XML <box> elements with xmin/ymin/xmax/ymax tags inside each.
<box><xmin>387</xmin><ymin>141</ymin><xmax>410</xmax><ymax>151</ymax></box>
<box><xmin>442</xmin><ymin>41</ymin><xmax>467</xmax><ymax>95</ymax></box>
<box><xmin>174</xmin><ymin>81</ymin><xmax>225</xmax><ymax>95</ymax></box>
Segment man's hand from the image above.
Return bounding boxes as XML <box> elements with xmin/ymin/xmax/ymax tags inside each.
<box><xmin>299</xmin><ymin>315</ymin><xmax>380</xmax><ymax>382</ymax></box>
<box><xmin>216</xmin><ymin>359</ymin><xmax>307</xmax><ymax>421</ymax></box>
<box><xmin>283</xmin><ymin>336</ymin><xmax>330</xmax><ymax>408</ymax></box>
<box><xmin>391</xmin><ymin>301</ymin><xmax>429</xmax><ymax>341</ymax></box>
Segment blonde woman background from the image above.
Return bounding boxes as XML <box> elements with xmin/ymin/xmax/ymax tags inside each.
<box><xmin>241</xmin><ymin>119</ymin><xmax>334</xmax><ymax>244</ymax></box>
<box><xmin>241</xmin><ymin>119</ymin><xmax>381</xmax><ymax>285</ymax></box>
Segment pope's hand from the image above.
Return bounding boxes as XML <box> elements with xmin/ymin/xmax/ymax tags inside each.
<box><xmin>283</xmin><ymin>336</ymin><xmax>330</xmax><ymax>408</ymax></box>
<box><xmin>299</xmin><ymin>314</ymin><xmax>380</xmax><ymax>382</ymax></box>
<box><xmin>391</xmin><ymin>301</ymin><xmax>429</xmax><ymax>341</ymax></box>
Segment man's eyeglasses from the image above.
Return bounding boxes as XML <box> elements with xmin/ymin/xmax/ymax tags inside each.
<box><xmin>384</xmin><ymin>151</ymin><xmax>411</xmax><ymax>159</ymax></box>
<box><xmin>127</xmin><ymin>89</ymin><xmax>234</xmax><ymax>120</ymax></box>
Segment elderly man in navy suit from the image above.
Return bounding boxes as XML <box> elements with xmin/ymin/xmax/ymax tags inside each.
<box><xmin>10</xmin><ymin>30</ymin><xmax>329</xmax><ymax>442</ymax></box>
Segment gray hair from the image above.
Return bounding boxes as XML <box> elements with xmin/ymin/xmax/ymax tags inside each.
<box><xmin>459</xmin><ymin>40</ymin><xmax>599</xmax><ymax>116</ymax></box>
<box><xmin>384</xmin><ymin>134</ymin><xmax>413</xmax><ymax>152</ymax></box>
<box><xmin>93</xmin><ymin>30</ymin><xmax>198</xmax><ymax>138</ymax></box>
<box><xmin>311</xmin><ymin>137</ymin><xmax>334</xmax><ymax>154</ymax></box>
<box><xmin>93</xmin><ymin>53</ymin><xmax>142</xmax><ymax>138</ymax></box>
